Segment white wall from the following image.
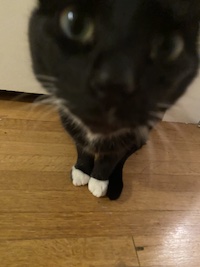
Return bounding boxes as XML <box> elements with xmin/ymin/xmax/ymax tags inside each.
<box><xmin>0</xmin><ymin>0</ymin><xmax>199</xmax><ymax>124</ymax></box>
<box><xmin>0</xmin><ymin>0</ymin><xmax>45</xmax><ymax>94</ymax></box>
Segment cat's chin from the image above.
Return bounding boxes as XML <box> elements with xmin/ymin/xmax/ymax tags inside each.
<box><xmin>82</xmin><ymin>116</ymin><xmax>131</xmax><ymax>135</ymax></box>
<box><xmin>88</xmin><ymin>125</ymin><xmax>120</xmax><ymax>135</ymax></box>
<box><xmin>85</xmin><ymin>120</ymin><xmax>130</xmax><ymax>136</ymax></box>
<box><xmin>82</xmin><ymin>116</ymin><xmax>139</xmax><ymax>137</ymax></box>
<box><xmin>85</xmin><ymin>124</ymin><xmax>134</xmax><ymax>141</ymax></box>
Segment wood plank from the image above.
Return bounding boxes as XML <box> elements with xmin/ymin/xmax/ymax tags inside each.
<box><xmin>1</xmin><ymin>189</ymin><xmax>200</xmax><ymax>212</ymax></box>
<box><xmin>151</xmin><ymin>122</ymin><xmax>200</xmax><ymax>144</ymax></box>
<box><xmin>0</xmin><ymin>237</ymin><xmax>138</xmax><ymax>267</ymax></box>
<box><xmin>1</xmin><ymin>171</ymin><xmax>200</xmax><ymax>193</ymax></box>
<box><xmin>0</xmin><ymin>154</ymin><xmax>74</xmax><ymax>172</ymax></box>
<box><xmin>1</xmin><ymin>138</ymin><xmax>200</xmax><ymax>162</ymax></box>
<box><xmin>0</xmin><ymin>141</ymin><xmax>74</xmax><ymax>156</ymax></box>
<box><xmin>125</xmin><ymin>160</ymin><xmax>200</xmax><ymax>175</ymax></box>
<box><xmin>134</xmin><ymin>140</ymin><xmax>200</xmax><ymax>162</ymax></box>
<box><xmin>0</xmin><ymin>128</ymin><xmax>68</xmax><ymax>144</ymax></box>
<box><xmin>134</xmin><ymin>234</ymin><xmax>200</xmax><ymax>267</ymax></box>
<box><xmin>0</xmin><ymin>118</ymin><xmax>63</xmax><ymax>132</ymax></box>
<box><xmin>2</xmin><ymin>151</ymin><xmax>200</xmax><ymax>174</ymax></box>
<box><xmin>124</xmin><ymin>173</ymin><xmax>200</xmax><ymax>192</ymax></box>
<box><xmin>0</xmin><ymin>171</ymin><xmax>68</xmax><ymax>191</ymax></box>
<box><xmin>1</xmin><ymin>211</ymin><xmax>200</xmax><ymax>240</ymax></box>
<box><xmin>0</xmin><ymin>99</ymin><xmax>58</xmax><ymax>122</ymax></box>
<box><xmin>0</xmin><ymin>105</ymin><xmax>59</xmax><ymax>122</ymax></box>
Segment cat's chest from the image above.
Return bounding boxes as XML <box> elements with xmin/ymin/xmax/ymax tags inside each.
<box><xmin>60</xmin><ymin>108</ymin><xmax>148</xmax><ymax>154</ymax></box>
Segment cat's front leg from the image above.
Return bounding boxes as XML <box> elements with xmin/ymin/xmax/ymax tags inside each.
<box><xmin>88</xmin><ymin>154</ymin><xmax>122</xmax><ymax>198</ymax></box>
<box><xmin>72</xmin><ymin>145</ymin><xmax>94</xmax><ymax>186</ymax></box>
<box><xmin>88</xmin><ymin>144</ymin><xmax>139</xmax><ymax>198</ymax></box>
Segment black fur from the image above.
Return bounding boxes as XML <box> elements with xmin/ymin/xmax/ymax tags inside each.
<box><xmin>29</xmin><ymin>0</ymin><xmax>199</xmax><ymax>199</ymax></box>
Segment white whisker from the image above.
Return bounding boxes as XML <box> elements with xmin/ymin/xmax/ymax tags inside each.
<box><xmin>146</xmin><ymin>135</ymin><xmax>156</xmax><ymax>161</ymax></box>
<box><xmin>31</xmin><ymin>106</ymin><xmax>58</xmax><ymax>131</ymax></box>
<box><xmin>135</xmin><ymin>125</ymin><xmax>149</xmax><ymax>146</ymax></box>
<box><xmin>40</xmin><ymin>82</ymin><xmax>55</xmax><ymax>87</ymax></box>
<box><xmin>148</xmin><ymin>120</ymin><xmax>157</xmax><ymax>128</ymax></box>
<box><xmin>168</xmin><ymin>122</ymin><xmax>189</xmax><ymax>144</ymax></box>
<box><xmin>157</xmin><ymin>103</ymin><xmax>171</xmax><ymax>109</ymax></box>
<box><xmin>24</xmin><ymin>96</ymin><xmax>52</xmax><ymax>120</ymax></box>
<box><xmin>43</xmin><ymin>87</ymin><xmax>57</xmax><ymax>93</ymax></box>
<box><xmin>48</xmin><ymin>98</ymin><xmax>67</xmax><ymax>110</ymax></box>
<box><xmin>154</xmin><ymin>123</ymin><xmax>180</xmax><ymax>161</ymax></box>
<box><xmin>36</xmin><ymin>74</ymin><xmax>58</xmax><ymax>82</ymax></box>
<box><xmin>10</xmin><ymin>93</ymin><xmax>29</xmax><ymax>102</ymax></box>
<box><xmin>149</xmin><ymin>111</ymin><xmax>165</xmax><ymax>120</ymax></box>
<box><xmin>32</xmin><ymin>95</ymin><xmax>52</xmax><ymax>106</ymax></box>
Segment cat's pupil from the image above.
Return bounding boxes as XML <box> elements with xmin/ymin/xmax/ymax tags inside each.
<box><xmin>60</xmin><ymin>7</ymin><xmax>94</xmax><ymax>43</ymax></box>
<box><xmin>68</xmin><ymin>10</ymin><xmax>84</xmax><ymax>36</ymax></box>
<box><xmin>162</xmin><ymin>38</ymin><xmax>174</xmax><ymax>53</ymax></box>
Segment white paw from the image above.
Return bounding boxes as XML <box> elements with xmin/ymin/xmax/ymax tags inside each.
<box><xmin>72</xmin><ymin>166</ymin><xmax>90</xmax><ymax>186</ymax></box>
<box><xmin>88</xmin><ymin>178</ymin><xmax>109</xmax><ymax>198</ymax></box>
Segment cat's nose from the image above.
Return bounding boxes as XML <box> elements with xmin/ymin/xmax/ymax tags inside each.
<box><xmin>90</xmin><ymin>55</ymin><xmax>134</xmax><ymax>98</ymax></box>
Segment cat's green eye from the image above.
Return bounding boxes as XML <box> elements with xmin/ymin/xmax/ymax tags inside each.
<box><xmin>60</xmin><ymin>7</ymin><xmax>94</xmax><ymax>43</ymax></box>
<box><xmin>151</xmin><ymin>35</ymin><xmax>184</xmax><ymax>62</ymax></box>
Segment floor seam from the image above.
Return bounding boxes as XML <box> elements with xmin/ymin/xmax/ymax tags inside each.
<box><xmin>132</xmin><ymin>236</ymin><xmax>141</xmax><ymax>267</ymax></box>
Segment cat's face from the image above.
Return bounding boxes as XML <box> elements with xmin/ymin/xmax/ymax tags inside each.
<box><xmin>29</xmin><ymin>0</ymin><xmax>199</xmax><ymax>134</ymax></box>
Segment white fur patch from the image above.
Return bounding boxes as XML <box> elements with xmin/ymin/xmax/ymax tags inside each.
<box><xmin>58</xmin><ymin>101</ymin><xmax>135</xmax><ymax>143</ymax></box>
<box><xmin>88</xmin><ymin>178</ymin><xmax>109</xmax><ymax>198</ymax></box>
<box><xmin>72</xmin><ymin>166</ymin><xmax>90</xmax><ymax>186</ymax></box>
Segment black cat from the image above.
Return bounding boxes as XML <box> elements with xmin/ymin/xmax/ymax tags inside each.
<box><xmin>29</xmin><ymin>0</ymin><xmax>200</xmax><ymax>200</ymax></box>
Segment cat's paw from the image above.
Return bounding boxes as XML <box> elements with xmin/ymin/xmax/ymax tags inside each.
<box><xmin>72</xmin><ymin>166</ymin><xmax>90</xmax><ymax>186</ymax></box>
<box><xmin>88</xmin><ymin>178</ymin><xmax>109</xmax><ymax>198</ymax></box>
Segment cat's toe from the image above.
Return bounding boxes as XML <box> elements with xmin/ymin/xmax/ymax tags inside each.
<box><xmin>72</xmin><ymin>166</ymin><xmax>90</xmax><ymax>186</ymax></box>
<box><xmin>88</xmin><ymin>178</ymin><xmax>109</xmax><ymax>198</ymax></box>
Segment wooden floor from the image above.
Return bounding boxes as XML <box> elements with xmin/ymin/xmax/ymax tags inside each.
<box><xmin>0</xmin><ymin>93</ymin><xmax>200</xmax><ymax>267</ymax></box>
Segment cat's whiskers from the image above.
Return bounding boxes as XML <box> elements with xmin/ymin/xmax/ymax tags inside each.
<box><xmin>32</xmin><ymin>94</ymin><xmax>52</xmax><ymax>105</ymax></box>
<box><xmin>26</xmin><ymin>94</ymin><xmax>53</xmax><ymax>114</ymax></box>
<box><xmin>45</xmin><ymin>97</ymin><xmax>70</xmax><ymax>114</ymax></box>
<box><xmin>33</xmin><ymin>92</ymin><xmax>56</xmax><ymax>105</ymax></box>
<box><xmin>36</xmin><ymin>74</ymin><xmax>58</xmax><ymax>83</ymax></box>
<box><xmin>153</xmin><ymin>122</ymin><xmax>182</xmax><ymax>161</ymax></box>
<box><xmin>9</xmin><ymin>92</ymin><xmax>30</xmax><ymax>102</ymax></box>
<box><xmin>148</xmin><ymin>104</ymin><xmax>169</xmax><ymax>128</ymax></box>
<box><xmin>145</xmin><ymin>134</ymin><xmax>157</xmax><ymax>161</ymax></box>
<box><xmin>5</xmin><ymin>93</ymin><xmax>53</xmax><ymax>121</ymax></box>
<box><xmin>40</xmin><ymin>82</ymin><xmax>55</xmax><ymax>87</ymax></box>
<box><xmin>147</xmin><ymin>120</ymin><xmax>157</xmax><ymax>128</ymax></box>
<box><xmin>31</xmin><ymin>93</ymin><xmax>69</xmax><ymax>112</ymax></box>
<box><xmin>135</xmin><ymin>125</ymin><xmax>149</xmax><ymax>146</ymax></box>
<box><xmin>149</xmin><ymin>111</ymin><xmax>165</xmax><ymax>120</ymax></box>
<box><xmin>146</xmin><ymin>119</ymin><xmax>161</xmax><ymax>161</ymax></box>
<box><xmin>169</xmin><ymin>122</ymin><xmax>194</xmax><ymax>162</ymax></box>
<box><xmin>28</xmin><ymin>95</ymin><xmax>65</xmax><ymax>131</ymax></box>
<box><xmin>23</xmin><ymin>95</ymin><xmax>54</xmax><ymax>122</ymax></box>
<box><xmin>167</xmin><ymin>121</ymin><xmax>190</xmax><ymax>146</ymax></box>
<box><xmin>157</xmin><ymin>102</ymin><xmax>171</xmax><ymax>110</ymax></box>
<box><xmin>40</xmin><ymin>83</ymin><xmax>57</xmax><ymax>93</ymax></box>
<box><xmin>5</xmin><ymin>95</ymin><xmax>58</xmax><ymax>132</ymax></box>
<box><xmin>31</xmin><ymin>108</ymin><xmax>59</xmax><ymax>131</ymax></box>
<box><xmin>2</xmin><ymin>93</ymin><xmax>57</xmax><ymax>131</ymax></box>
<box><xmin>36</xmin><ymin>74</ymin><xmax>58</xmax><ymax>92</ymax></box>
